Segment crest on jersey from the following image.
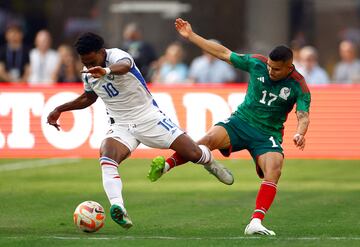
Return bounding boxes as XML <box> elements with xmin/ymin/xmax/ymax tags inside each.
<box><xmin>279</xmin><ymin>87</ymin><xmax>291</xmax><ymax>100</ymax></box>
<box><xmin>107</xmin><ymin>74</ymin><xmax>115</xmax><ymax>80</ymax></box>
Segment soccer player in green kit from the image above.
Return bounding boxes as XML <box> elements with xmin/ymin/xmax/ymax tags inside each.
<box><xmin>148</xmin><ymin>18</ymin><xmax>311</xmax><ymax>235</ymax></box>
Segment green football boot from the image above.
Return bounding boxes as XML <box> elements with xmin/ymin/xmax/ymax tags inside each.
<box><xmin>110</xmin><ymin>204</ymin><xmax>133</xmax><ymax>229</ymax></box>
<box><xmin>147</xmin><ymin>156</ymin><xmax>165</xmax><ymax>182</ymax></box>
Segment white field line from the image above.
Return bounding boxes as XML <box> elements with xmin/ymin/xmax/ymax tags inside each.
<box><xmin>0</xmin><ymin>158</ymin><xmax>81</xmax><ymax>172</ymax></box>
<box><xmin>3</xmin><ymin>235</ymin><xmax>359</xmax><ymax>241</ymax></box>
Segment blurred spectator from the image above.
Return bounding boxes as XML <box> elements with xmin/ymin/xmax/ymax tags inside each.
<box><xmin>151</xmin><ymin>42</ymin><xmax>188</xmax><ymax>84</ymax></box>
<box><xmin>290</xmin><ymin>39</ymin><xmax>303</xmax><ymax>69</ymax></box>
<box><xmin>188</xmin><ymin>39</ymin><xmax>236</xmax><ymax>83</ymax></box>
<box><xmin>0</xmin><ymin>24</ymin><xmax>30</xmax><ymax>82</ymax></box>
<box><xmin>338</xmin><ymin>27</ymin><xmax>360</xmax><ymax>45</ymax></box>
<box><xmin>122</xmin><ymin>23</ymin><xmax>157</xmax><ymax>82</ymax></box>
<box><xmin>52</xmin><ymin>44</ymin><xmax>81</xmax><ymax>83</ymax></box>
<box><xmin>28</xmin><ymin>30</ymin><xmax>59</xmax><ymax>85</ymax></box>
<box><xmin>297</xmin><ymin>46</ymin><xmax>329</xmax><ymax>85</ymax></box>
<box><xmin>333</xmin><ymin>40</ymin><xmax>360</xmax><ymax>83</ymax></box>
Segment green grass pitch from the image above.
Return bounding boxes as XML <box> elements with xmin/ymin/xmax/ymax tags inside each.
<box><xmin>0</xmin><ymin>158</ymin><xmax>359</xmax><ymax>247</ymax></box>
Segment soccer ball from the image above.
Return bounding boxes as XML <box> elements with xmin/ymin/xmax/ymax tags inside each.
<box><xmin>73</xmin><ymin>201</ymin><xmax>106</xmax><ymax>233</ymax></box>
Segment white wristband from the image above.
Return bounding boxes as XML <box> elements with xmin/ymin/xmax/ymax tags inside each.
<box><xmin>104</xmin><ymin>67</ymin><xmax>111</xmax><ymax>75</ymax></box>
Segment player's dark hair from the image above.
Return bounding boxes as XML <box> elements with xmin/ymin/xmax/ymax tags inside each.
<box><xmin>74</xmin><ymin>32</ymin><xmax>104</xmax><ymax>55</ymax></box>
<box><xmin>269</xmin><ymin>45</ymin><xmax>293</xmax><ymax>62</ymax></box>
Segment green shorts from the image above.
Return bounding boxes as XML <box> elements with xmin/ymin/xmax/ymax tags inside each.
<box><xmin>215</xmin><ymin>115</ymin><xmax>283</xmax><ymax>178</ymax></box>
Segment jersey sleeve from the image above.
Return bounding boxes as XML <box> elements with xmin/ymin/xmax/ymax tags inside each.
<box><xmin>230</xmin><ymin>52</ymin><xmax>252</xmax><ymax>71</ymax></box>
<box><xmin>107</xmin><ymin>48</ymin><xmax>134</xmax><ymax>67</ymax></box>
<box><xmin>230</xmin><ymin>53</ymin><xmax>267</xmax><ymax>73</ymax></box>
<box><xmin>295</xmin><ymin>82</ymin><xmax>311</xmax><ymax>112</ymax></box>
<box><xmin>81</xmin><ymin>72</ymin><xmax>93</xmax><ymax>92</ymax></box>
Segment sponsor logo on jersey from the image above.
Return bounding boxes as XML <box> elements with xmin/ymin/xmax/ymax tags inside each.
<box><xmin>257</xmin><ymin>77</ymin><xmax>265</xmax><ymax>83</ymax></box>
<box><xmin>279</xmin><ymin>87</ymin><xmax>291</xmax><ymax>100</ymax></box>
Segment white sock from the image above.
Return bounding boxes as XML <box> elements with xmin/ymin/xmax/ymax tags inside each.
<box><xmin>196</xmin><ymin>145</ymin><xmax>213</xmax><ymax>165</ymax></box>
<box><xmin>163</xmin><ymin>162</ymin><xmax>171</xmax><ymax>173</ymax></box>
<box><xmin>99</xmin><ymin>157</ymin><xmax>124</xmax><ymax>208</ymax></box>
<box><xmin>250</xmin><ymin>218</ymin><xmax>262</xmax><ymax>225</ymax></box>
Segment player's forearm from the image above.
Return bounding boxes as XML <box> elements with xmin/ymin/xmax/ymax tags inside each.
<box><xmin>55</xmin><ymin>93</ymin><xmax>97</xmax><ymax>113</ymax></box>
<box><xmin>296</xmin><ymin>111</ymin><xmax>310</xmax><ymax>135</ymax></box>
<box><xmin>108</xmin><ymin>59</ymin><xmax>131</xmax><ymax>75</ymax></box>
<box><xmin>188</xmin><ymin>32</ymin><xmax>231</xmax><ymax>61</ymax></box>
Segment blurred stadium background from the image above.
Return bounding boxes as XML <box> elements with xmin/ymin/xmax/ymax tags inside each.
<box><xmin>0</xmin><ymin>1</ymin><xmax>359</xmax><ymax>246</ymax></box>
<box><xmin>1</xmin><ymin>0</ymin><xmax>360</xmax><ymax>69</ymax></box>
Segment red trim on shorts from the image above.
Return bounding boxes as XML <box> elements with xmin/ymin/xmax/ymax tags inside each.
<box><xmin>219</xmin><ymin>145</ymin><xmax>233</xmax><ymax>157</ymax></box>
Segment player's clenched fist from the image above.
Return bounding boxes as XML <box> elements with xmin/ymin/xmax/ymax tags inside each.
<box><xmin>293</xmin><ymin>133</ymin><xmax>306</xmax><ymax>150</ymax></box>
<box><xmin>47</xmin><ymin>109</ymin><xmax>61</xmax><ymax>131</ymax></box>
<box><xmin>81</xmin><ymin>66</ymin><xmax>107</xmax><ymax>78</ymax></box>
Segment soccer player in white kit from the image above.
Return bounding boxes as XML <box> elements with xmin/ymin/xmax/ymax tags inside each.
<box><xmin>47</xmin><ymin>32</ymin><xmax>234</xmax><ymax>229</ymax></box>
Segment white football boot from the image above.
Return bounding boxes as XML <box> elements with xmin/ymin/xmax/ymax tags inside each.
<box><xmin>203</xmin><ymin>159</ymin><xmax>234</xmax><ymax>185</ymax></box>
<box><xmin>244</xmin><ymin>218</ymin><xmax>276</xmax><ymax>236</ymax></box>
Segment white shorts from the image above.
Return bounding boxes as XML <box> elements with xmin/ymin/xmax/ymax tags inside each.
<box><xmin>104</xmin><ymin>110</ymin><xmax>184</xmax><ymax>152</ymax></box>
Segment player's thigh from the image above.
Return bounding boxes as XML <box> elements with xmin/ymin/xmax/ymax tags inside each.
<box><xmin>135</xmin><ymin>111</ymin><xmax>184</xmax><ymax>149</ymax></box>
<box><xmin>101</xmin><ymin>124</ymin><xmax>139</xmax><ymax>163</ymax></box>
<box><xmin>197</xmin><ymin>125</ymin><xmax>231</xmax><ymax>151</ymax></box>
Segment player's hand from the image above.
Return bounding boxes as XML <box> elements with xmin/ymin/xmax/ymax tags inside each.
<box><xmin>47</xmin><ymin>109</ymin><xmax>61</xmax><ymax>131</ymax></box>
<box><xmin>81</xmin><ymin>66</ymin><xmax>106</xmax><ymax>78</ymax></box>
<box><xmin>175</xmin><ymin>18</ymin><xmax>193</xmax><ymax>39</ymax></box>
<box><xmin>293</xmin><ymin>133</ymin><xmax>305</xmax><ymax>150</ymax></box>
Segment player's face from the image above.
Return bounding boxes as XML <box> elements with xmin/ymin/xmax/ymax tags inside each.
<box><xmin>80</xmin><ymin>49</ymin><xmax>105</xmax><ymax>69</ymax></box>
<box><xmin>267</xmin><ymin>59</ymin><xmax>293</xmax><ymax>81</ymax></box>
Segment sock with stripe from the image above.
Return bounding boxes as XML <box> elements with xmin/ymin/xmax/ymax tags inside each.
<box><xmin>195</xmin><ymin>145</ymin><xmax>213</xmax><ymax>164</ymax></box>
<box><xmin>163</xmin><ymin>152</ymin><xmax>186</xmax><ymax>173</ymax></box>
<box><xmin>252</xmin><ymin>180</ymin><xmax>277</xmax><ymax>220</ymax></box>
<box><xmin>99</xmin><ymin>157</ymin><xmax>124</xmax><ymax>207</ymax></box>
<box><xmin>163</xmin><ymin>145</ymin><xmax>213</xmax><ymax>173</ymax></box>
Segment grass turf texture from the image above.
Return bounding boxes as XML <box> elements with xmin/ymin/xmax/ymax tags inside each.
<box><xmin>0</xmin><ymin>158</ymin><xmax>359</xmax><ymax>247</ymax></box>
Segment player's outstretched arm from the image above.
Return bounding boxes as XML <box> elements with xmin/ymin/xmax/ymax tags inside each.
<box><xmin>293</xmin><ymin>111</ymin><xmax>310</xmax><ymax>150</ymax></box>
<box><xmin>81</xmin><ymin>59</ymin><xmax>132</xmax><ymax>78</ymax></box>
<box><xmin>47</xmin><ymin>91</ymin><xmax>98</xmax><ymax>131</ymax></box>
<box><xmin>175</xmin><ymin>18</ymin><xmax>232</xmax><ymax>63</ymax></box>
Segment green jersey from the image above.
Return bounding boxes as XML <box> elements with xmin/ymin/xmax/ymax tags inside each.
<box><xmin>230</xmin><ymin>52</ymin><xmax>311</xmax><ymax>141</ymax></box>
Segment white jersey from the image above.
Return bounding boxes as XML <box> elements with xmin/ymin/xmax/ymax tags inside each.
<box><xmin>82</xmin><ymin>48</ymin><xmax>157</xmax><ymax>123</ymax></box>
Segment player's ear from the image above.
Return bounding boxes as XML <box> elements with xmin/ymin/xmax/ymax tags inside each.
<box><xmin>99</xmin><ymin>48</ymin><xmax>106</xmax><ymax>56</ymax></box>
<box><xmin>286</xmin><ymin>60</ymin><xmax>293</xmax><ymax>71</ymax></box>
